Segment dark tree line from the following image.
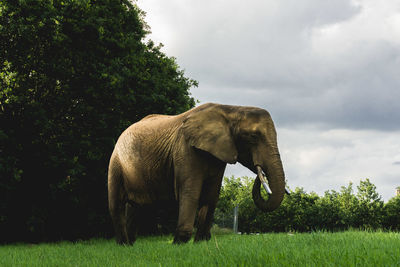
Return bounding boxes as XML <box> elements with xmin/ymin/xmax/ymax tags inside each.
<box><xmin>215</xmin><ymin>177</ymin><xmax>400</xmax><ymax>233</ymax></box>
<box><xmin>0</xmin><ymin>0</ymin><xmax>196</xmax><ymax>243</ymax></box>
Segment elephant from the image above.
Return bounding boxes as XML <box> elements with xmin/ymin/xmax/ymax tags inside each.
<box><xmin>108</xmin><ymin>103</ymin><xmax>289</xmax><ymax>244</ymax></box>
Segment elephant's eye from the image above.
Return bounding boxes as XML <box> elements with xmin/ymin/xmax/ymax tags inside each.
<box><xmin>249</xmin><ymin>133</ymin><xmax>259</xmax><ymax>139</ymax></box>
<box><xmin>242</xmin><ymin>131</ymin><xmax>260</xmax><ymax>140</ymax></box>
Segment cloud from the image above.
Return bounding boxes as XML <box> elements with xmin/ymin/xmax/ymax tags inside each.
<box><xmin>138</xmin><ymin>0</ymin><xmax>400</xmax><ymax>201</ymax></box>
<box><xmin>140</xmin><ymin>0</ymin><xmax>400</xmax><ymax>131</ymax></box>
<box><xmin>226</xmin><ymin>127</ymin><xmax>400</xmax><ymax>201</ymax></box>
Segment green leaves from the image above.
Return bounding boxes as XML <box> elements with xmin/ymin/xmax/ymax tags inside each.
<box><xmin>216</xmin><ymin>177</ymin><xmax>396</xmax><ymax>233</ymax></box>
<box><xmin>383</xmin><ymin>196</ymin><xmax>400</xmax><ymax>231</ymax></box>
<box><xmin>0</xmin><ymin>0</ymin><xmax>196</xmax><ymax>242</ymax></box>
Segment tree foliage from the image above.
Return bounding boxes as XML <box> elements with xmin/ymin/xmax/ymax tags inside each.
<box><xmin>383</xmin><ymin>196</ymin><xmax>400</xmax><ymax>231</ymax></box>
<box><xmin>217</xmin><ymin>177</ymin><xmax>398</xmax><ymax>233</ymax></box>
<box><xmin>0</xmin><ymin>0</ymin><xmax>196</xmax><ymax>242</ymax></box>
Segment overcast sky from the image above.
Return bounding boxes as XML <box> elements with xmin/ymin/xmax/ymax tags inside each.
<box><xmin>137</xmin><ymin>0</ymin><xmax>400</xmax><ymax>201</ymax></box>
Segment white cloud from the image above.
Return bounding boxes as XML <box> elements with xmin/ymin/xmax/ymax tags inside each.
<box><xmin>138</xmin><ymin>0</ymin><xmax>400</xmax><ymax>200</ymax></box>
<box><xmin>226</xmin><ymin>127</ymin><xmax>400</xmax><ymax>201</ymax></box>
<box><xmin>140</xmin><ymin>0</ymin><xmax>400</xmax><ymax>130</ymax></box>
<box><xmin>280</xmin><ymin>128</ymin><xmax>400</xmax><ymax>200</ymax></box>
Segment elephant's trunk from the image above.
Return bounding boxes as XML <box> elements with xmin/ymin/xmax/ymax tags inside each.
<box><xmin>252</xmin><ymin>154</ymin><xmax>286</xmax><ymax>212</ymax></box>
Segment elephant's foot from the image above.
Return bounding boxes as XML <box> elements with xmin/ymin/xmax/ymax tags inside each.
<box><xmin>116</xmin><ymin>237</ymin><xmax>135</xmax><ymax>245</ymax></box>
<box><xmin>173</xmin><ymin>231</ymin><xmax>192</xmax><ymax>244</ymax></box>
<box><xmin>115</xmin><ymin>232</ymin><xmax>135</xmax><ymax>245</ymax></box>
<box><xmin>116</xmin><ymin>237</ymin><xmax>126</xmax><ymax>245</ymax></box>
<box><xmin>194</xmin><ymin>231</ymin><xmax>211</xmax><ymax>242</ymax></box>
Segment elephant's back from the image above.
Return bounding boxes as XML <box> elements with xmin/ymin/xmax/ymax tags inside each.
<box><xmin>141</xmin><ymin>113</ymin><xmax>172</xmax><ymax>121</ymax></box>
<box><xmin>134</xmin><ymin>113</ymin><xmax>181</xmax><ymax>131</ymax></box>
<box><xmin>115</xmin><ymin>113</ymin><xmax>180</xmax><ymax>159</ymax></box>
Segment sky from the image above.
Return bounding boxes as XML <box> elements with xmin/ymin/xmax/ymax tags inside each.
<box><xmin>137</xmin><ymin>0</ymin><xmax>400</xmax><ymax>201</ymax></box>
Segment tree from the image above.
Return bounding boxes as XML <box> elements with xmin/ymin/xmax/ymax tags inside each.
<box><xmin>383</xmin><ymin>196</ymin><xmax>400</xmax><ymax>231</ymax></box>
<box><xmin>315</xmin><ymin>190</ymin><xmax>346</xmax><ymax>231</ymax></box>
<box><xmin>215</xmin><ymin>176</ymin><xmax>253</xmax><ymax>229</ymax></box>
<box><xmin>0</xmin><ymin>0</ymin><xmax>196</xmax><ymax>242</ymax></box>
<box><xmin>279</xmin><ymin>188</ymin><xmax>320</xmax><ymax>232</ymax></box>
<box><xmin>336</xmin><ymin>182</ymin><xmax>359</xmax><ymax>228</ymax></box>
<box><xmin>355</xmin><ymin>179</ymin><xmax>384</xmax><ymax>229</ymax></box>
<box><xmin>214</xmin><ymin>177</ymin><xmax>396</xmax><ymax>233</ymax></box>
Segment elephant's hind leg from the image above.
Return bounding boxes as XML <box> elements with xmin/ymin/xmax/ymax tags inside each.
<box><xmin>108</xmin><ymin>156</ymin><xmax>130</xmax><ymax>244</ymax></box>
<box><xmin>125</xmin><ymin>202</ymin><xmax>139</xmax><ymax>243</ymax></box>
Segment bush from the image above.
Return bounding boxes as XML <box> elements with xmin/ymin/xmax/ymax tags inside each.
<box><xmin>383</xmin><ymin>196</ymin><xmax>400</xmax><ymax>231</ymax></box>
<box><xmin>215</xmin><ymin>177</ymin><xmax>396</xmax><ymax>233</ymax></box>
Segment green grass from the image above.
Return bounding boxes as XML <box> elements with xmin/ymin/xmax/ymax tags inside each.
<box><xmin>1</xmin><ymin>231</ymin><xmax>399</xmax><ymax>266</ymax></box>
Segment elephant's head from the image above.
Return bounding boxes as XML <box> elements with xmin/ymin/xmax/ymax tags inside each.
<box><xmin>182</xmin><ymin>103</ymin><xmax>288</xmax><ymax>212</ymax></box>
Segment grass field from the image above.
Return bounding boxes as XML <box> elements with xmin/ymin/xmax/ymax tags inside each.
<box><xmin>1</xmin><ymin>231</ymin><xmax>399</xmax><ymax>266</ymax></box>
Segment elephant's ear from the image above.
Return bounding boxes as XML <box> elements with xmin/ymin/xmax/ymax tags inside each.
<box><xmin>181</xmin><ymin>108</ymin><xmax>238</xmax><ymax>164</ymax></box>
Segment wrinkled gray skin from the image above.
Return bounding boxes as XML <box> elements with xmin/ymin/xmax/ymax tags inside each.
<box><xmin>108</xmin><ymin>103</ymin><xmax>286</xmax><ymax>244</ymax></box>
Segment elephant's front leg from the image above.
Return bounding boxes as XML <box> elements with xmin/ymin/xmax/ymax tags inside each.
<box><xmin>173</xmin><ymin>178</ymin><xmax>203</xmax><ymax>244</ymax></box>
<box><xmin>194</xmin><ymin>175</ymin><xmax>223</xmax><ymax>242</ymax></box>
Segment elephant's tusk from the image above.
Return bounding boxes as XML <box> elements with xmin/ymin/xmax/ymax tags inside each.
<box><xmin>285</xmin><ymin>187</ymin><xmax>291</xmax><ymax>195</ymax></box>
<box><xmin>256</xmin><ymin>165</ymin><xmax>272</xmax><ymax>195</ymax></box>
<box><xmin>262</xmin><ymin>181</ymin><xmax>273</xmax><ymax>195</ymax></box>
